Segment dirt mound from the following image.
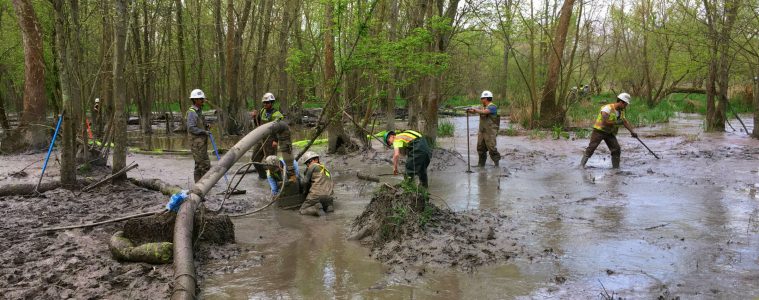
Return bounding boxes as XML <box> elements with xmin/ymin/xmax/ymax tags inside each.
<box><xmin>350</xmin><ymin>183</ymin><xmax>540</xmax><ymax>272</ymax></box>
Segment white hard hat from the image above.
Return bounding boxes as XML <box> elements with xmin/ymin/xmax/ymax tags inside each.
<box><xmin>264</xmin><ymin>155</ymin><xmax>280</xmax><ymax>167</ymax></box>
<box><xmin>617</xmin><ymin>92</ymin><xmax>631</xmax><ymax>104</ymax></box>
<box><xmin>480</xmin><ymin>90</ymin><xmax>493</xmax><ymax>98</ymax></box>
<box><xmin>190</xmin><ymin>89</ymin><xmax>206</xmax><ymax>99</ymax></box>
<box><xmin>94</xmin><ymin>98</ymin><xmax>100</xmax><ymax>103</ymax></box>
<box><xmin>300</xmin><ymin>151</ymin><xmax>320</xmax><ymax>165</ymax></box>
<box><xmin>262</xmin><ymin>92</ymin><xmax>275</xmax><ymax>103</ymax></box>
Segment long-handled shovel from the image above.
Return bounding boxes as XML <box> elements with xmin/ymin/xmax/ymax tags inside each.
<box><xmin>635</xmin><ymin>136</ymin><xmax>660</xmax><ymax>159</ymax></box>
<box><xmin>465</xmin><ymin>112</ymin><xmax>474</xmax><ymax>173</ymax></box>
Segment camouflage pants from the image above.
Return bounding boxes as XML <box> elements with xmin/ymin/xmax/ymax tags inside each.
<box><xmin>191</xmin><ymin>135</ymin><xmax>210</xmax><ymax>182</ymax></box>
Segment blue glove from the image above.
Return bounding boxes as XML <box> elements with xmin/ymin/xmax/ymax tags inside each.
<box><xmin>167</xmin><ymin>190</ymin><xmax>189</xmax><ymax>212</ymax></box>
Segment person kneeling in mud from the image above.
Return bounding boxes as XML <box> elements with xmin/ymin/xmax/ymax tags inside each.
<box><xmin>298</xmin><ymin>151</ymin><xmax>334</xmax><ymax>216</ymax></box>
<box><xmin>384</xmin><ymin>130</ymin><xmax>432</xmax><ymax>188</ymax></box>
<box><xmin>263</xmin><ymin>155</ymin><xmax>300</xmax><ymax>196</ymax></box>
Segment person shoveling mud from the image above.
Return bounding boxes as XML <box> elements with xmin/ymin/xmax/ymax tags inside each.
<box><xmin>349</xmin><ymin>181</ymin><xmax>553</xmax><ymax>273</ymax></box>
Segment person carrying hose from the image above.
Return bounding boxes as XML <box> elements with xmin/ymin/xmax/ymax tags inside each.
<box><xmin>187</xmin><ymin>89</ymin><xmax>211</xmax><ymax>182</ymax></box>
<box><xmin>250</xmin><ymin>92</ymin><xmax>285</xmax><ymax>179</ymax></box>
<box><xmin>298</xmin><ymin>151</ymin><xmax>334</xmax><ymax>216</ymax></box>
<box><xmin>580</xmin><ymin>92</ymin><xmax>639</xmax><ymax>169</ymax></box>
<box><xmin>384</xmin><ymin>130</ymin><xmax>432</xmax><ymax>188</ymax></box>
<box><xmin>466</xmin><ymin>90</ymin><xmax>501</xmax><ymax>167</ymax></box>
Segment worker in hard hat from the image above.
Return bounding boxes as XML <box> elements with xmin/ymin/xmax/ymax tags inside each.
<box><xmin>263</xmin><ymin>155</ymin><xmax>300</xmax><ymax>195</ymax></box>
<box><xmin>384</xmin><ymin>130</ymin><xmax>432</xmax><ymax>188</ymax></box>
<box><xmin>298</xmin><ymin>151</ymin><xmax>334</xmax><ymax>216</ymax></box>
<box><xmin>187</xmin><ymin>89</ymin><xmax>211</xmax><ymax>182</ymax></box>
<box><xmin>250</xmin><ymin>93</ymin><xmax>285</xmax><ymax>180</ymax></box>
<box><xmin>466</xmin><ymin>90</ymin><xmax>501</xmax><ymax>167</ymax></box>
<box><xmin>580</xmin><ymin>92</ymin><xmax>639</xmax><ymax>169</ymax></box>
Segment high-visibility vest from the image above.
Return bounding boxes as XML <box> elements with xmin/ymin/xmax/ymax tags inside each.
<box><xmin>394</xmin><ymin>130</ymin><xmax>422</xmax><ymax>148</ymax></box>
<box><xmin>593</xmin><ymin>104</ymin><xmax>624</xmax><ymax>135</ymax></box>
<box><xmin>259</xmin><ymin>108</ymin><xmax>284</xmax><ymax>123</ymax></box>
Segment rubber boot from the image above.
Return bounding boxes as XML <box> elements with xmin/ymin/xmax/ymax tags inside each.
<box><xmin>611</xmin><ymin>156</ymin><xmax>620</xmax><ymax>169</ymax></box>
<box><xmin>326</xmin><ymin>205</ymin><xmax>335</xmax><ymax>213</ymax></box>
<box><xmin>477</xmin><ymin>154</ymin><xmax>486</xmax><ymax>167</ymax></box>
<box><xmin>580</xmin><ymin>155</ymin><xmax>589</xmax><ymax>169</ymax></box>
<box><xmin>493</xmin><ymin>157</ymin><xmax>499</xmax><ymax>167</ymax></box>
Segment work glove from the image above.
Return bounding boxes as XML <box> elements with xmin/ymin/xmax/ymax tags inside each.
<box><xmin>631</xmin><ymin>132</ymin><xmax>638</xmax><ymax>138</ymax></box>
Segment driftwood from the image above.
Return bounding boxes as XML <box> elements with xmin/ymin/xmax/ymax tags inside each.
<box><xmin>0</xmin><ymin>181</ymin><xmax>61</xmax><ymax>197</ymax></box>
<box><xmin>356</xmin><ymin>172</ymin><xmax>380</xmax><ymax>182</ymax></box>
<box><xmin>129</xmin><ymin>178</ymin><xmax>183</xmax><ymax>196</ymax></box>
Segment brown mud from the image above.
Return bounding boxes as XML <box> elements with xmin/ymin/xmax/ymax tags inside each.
<box><xmin>1</xmin><ymin>113</ymin><xmax>759</xmax><ymax>299</ymax></box>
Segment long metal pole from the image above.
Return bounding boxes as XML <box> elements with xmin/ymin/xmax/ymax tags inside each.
<box><xmin>635</xmin><ymin>136</ymin><xmax>660</xmax><ymax>159</ymax></box>
<box><xmin>466</xmin><ymin>113</ymin><xmax>473</xmax><ymax>173</ymax></box>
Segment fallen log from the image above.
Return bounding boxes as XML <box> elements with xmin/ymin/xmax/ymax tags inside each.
<box><xmin>109</xmin><ymin>231</ymin><xmax>173</xmax><ymax>264</ymax></box>
<box><xmin>356</xmin><ymin>172</ymin><xmax>380</xmax><ymax>182</ymax></box>
<box><xmin>0</xmin><ymin>181</ymin><xmax>61</xmax><ymax>197</ymax></box>
<box><xmin>129</xmin><ymin>178</ymin><xmax>183</xmax><ymax>196</ymax></box>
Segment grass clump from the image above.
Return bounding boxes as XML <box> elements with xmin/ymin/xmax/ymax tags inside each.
<box><xmin>437</xmin><ymin>121</ymin><xmax>455</xmax><ymax>137</ymax></box>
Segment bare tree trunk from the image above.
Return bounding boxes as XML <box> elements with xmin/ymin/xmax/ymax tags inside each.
<box><xmin>113</xmin><ymin>0</ymin><xmax>129</xmax><ymax>180</ymax></box>
<box><xmin>11</xmin><ymin>0</ymin><xmax>48</xmax><ymax>149</ymax></box>
<box><xmin>704</xmin><ymin>0</ymin><xmax>740</xmax><ymax>132</ymax></box>
<box><xmin>175</xmin><ymin>0</ymin><xmax>188</xmax><ymax>130</ymax></box>
<box><xmin>384</xmin><ymin>0</ymin><xmax>399</xmax><ymax>131</ymax></box>
<box><xmin>52</xmin><ymin>0</ymin><xmax>76</xmax><ymax>187</ymax></box>
<box><xmin>214</xmin><ymin>0</ymin><xmax>226</xmax><ymax>132</ymax></box>
<box><xmin>753</xmin><ymin>67</ymin><xmax>759</xmax><ymax>139</ymax></box>
<box><xmin>323</xmin><ymin>0</ymin><xmax>350</xmax><ymax>153</ymax></box>
<box><xmin>538</xmin><ymin>0</ymin><xmax>576</xmax><ymax>128</ymax></box>
<box><xmin>225</xmin><ymin>0</ymin><xmax>239</xmax><ymax>134</ymax></box>
<box><xmin>99</xmin><ymin>1</ymin><xmax>113</xmax><ymax>139</ymax></box>
<box><xmin>276</xmin><ymin>0</ymin><xmax>295</xmax><ymax>117</ymax></box>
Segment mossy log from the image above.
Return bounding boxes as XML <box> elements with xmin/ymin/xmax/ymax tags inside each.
<box><xmin>109</xmin><ymin>231</ymin><xmax>173</xmax><ymax>264</ymax></box>
<box><xmin>0</xmin><ymin>181</ymin><xmax>60</xmax><ymax>197</ymax></box>
<box><xmin>129</xmin><ymin>178</ymin><xmax>182</xmax><ymax>196</ymax></box>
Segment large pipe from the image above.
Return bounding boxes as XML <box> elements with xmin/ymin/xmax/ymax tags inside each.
<box><xmin>171</xmin><ymin>121</ymin><xmax>291</xmax><ymax>300</ymax></box>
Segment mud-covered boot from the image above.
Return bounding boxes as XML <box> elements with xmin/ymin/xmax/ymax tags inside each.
<box><xmin>580</xmin><ymin>155</ymin><xmax>589</xmax><ymax>169</ymax></box>
<box><xmin>493</xmin><ymin>158</ymin><xmax>500</xmax><ymax>167</ymax></box>
<box><xmin>326</xmin><ymin>205</ymin><xmax>335</xmax><ymax>213</ymax></box>
<box><xmin>611</xmin><ymin>156</ymin><xmax>620</xmax><ymax>169</ymax></box>
<box><xmin>477</xmin><ymin>154</ymin><xmax>487</xmax><ymax>167</ymax></box>
<box><xmin>300</xmin><ymin>203</ymin><xmax>325</xmax><ymax>217</ymax></box>
<box><xmin>254</xmin><ymin>164</ymin><xmax>267</xmax><ymax>180</ymax></box>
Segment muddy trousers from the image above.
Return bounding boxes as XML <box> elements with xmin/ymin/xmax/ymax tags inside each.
<box><xmin>300</xmin><ymin>195</ymin><xmax>334</xmax><ymax>216</ymax></box>
<box><xmin>191</xmin><ymin>135</ymin><xmax>210</xmax><ymax>182</ymax></box>
<box><xmin>250</xmin><ymin>135</ymin><xmax>277</xmax><ymax>179</ymax></box>
<box><xmin>406</xmin><ymin>138</ymin><xmax>432</xmax><ymax>188</ymax></box>
<box><xmin>477</xmin><ymin>131</ymin><xmax>501</xmax><ymax>166</ymax></box>
<box><xmin>582</xmin><ymin>129</ymin><xmax>621</xmax><ymax>168</ymax></box>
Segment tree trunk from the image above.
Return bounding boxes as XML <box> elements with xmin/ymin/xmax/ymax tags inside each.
<box><xmin>175</xmin><ymin>0</ymin><xmax>188</xmax><ymax>130</ymax></box>
<box><xmin>753</xmin><ymin>67</ymin><xmax>759</xmax><ymax>139</ymax></box>
<box><xmin>384</xmin><ymin>0</ymin><xmax>399</xmax><ymax>131</ymax></box>
<box><xmin>323</xmin><ymin>0</ymin><xmax>350</xmax><ymax>153</ymax></box>
<box><xmin>113</xmin><ymin>0</ymin><xmax>129</xmax><ymax>180</ymax></box>
<box><xmin>98</xmin><ymin>1</ymin><xmax>113</xmax><ymax>139</ymax></box>
<box><xmin>52</xmin><ymin>0</ymin><xmax>76</xmax><ymax>187</ymax></box>
<box><xmin>225</xmin><ymin>0</ymin><xmax>239</xmax><ymax>134</ymax></box>
<box><xmin>214</xmin><ymin>0</ymin><xmax>226</xmax><ymax>131</ymax></box>
<box><xmin>11</xmin><ymin>0</ymin><xmax>48</xmax><ymax>149</ymax></box>
<box><xmin>538</xmin><ymin>0</ymin><xmax>576</xmax><ymax>128</ymax></box>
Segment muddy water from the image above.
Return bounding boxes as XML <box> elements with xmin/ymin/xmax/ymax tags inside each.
<box><xmin>196</xmin><ymin>114</ymin><xmax>759</xmax><ymax>299</ymax></box>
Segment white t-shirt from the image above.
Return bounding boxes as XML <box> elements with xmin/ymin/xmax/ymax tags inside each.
<box><xmin>601</xmin><ymin>105</ymin><xmax>620</xmax><ymax>118</ymax></box>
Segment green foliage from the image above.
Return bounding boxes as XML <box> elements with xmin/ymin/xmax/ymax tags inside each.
<box><xmin>502</xmin><ymin>124</ymin><xmax>519</xmax><ymax>136</ymax></box>
<box><xmin>551</xmin><ymin>125</ymin><xmax>569</xmax><ymax>140</ymax></box>
<box><xmin>528</xmin><ymin>130</ymin><xmax>547</xmax><ymax>139</ymax></box>
<box><xmin>574</xmin><ymin>128</ymin><xmax>591</xmax><ymax>139</ymax></box>
<box><xmin>437</xmin><ymin>120</ymin><xmax>454</xmax><ymax>137</ymax></box>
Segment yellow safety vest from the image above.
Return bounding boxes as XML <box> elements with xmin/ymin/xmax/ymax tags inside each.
<box><xmin>259</xmin><ymin>108</ymin><xmax>284</xmax><ymax>123</ymax></box>
<box><xmin>593</xmin><ymin>104</ymin><xmax>624</xmax><ymax>135</ymax></box>
<box><xmin>393</xmin><ymin>130</ymin><xmax>422</xmax><ymax>149</ymax></box>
